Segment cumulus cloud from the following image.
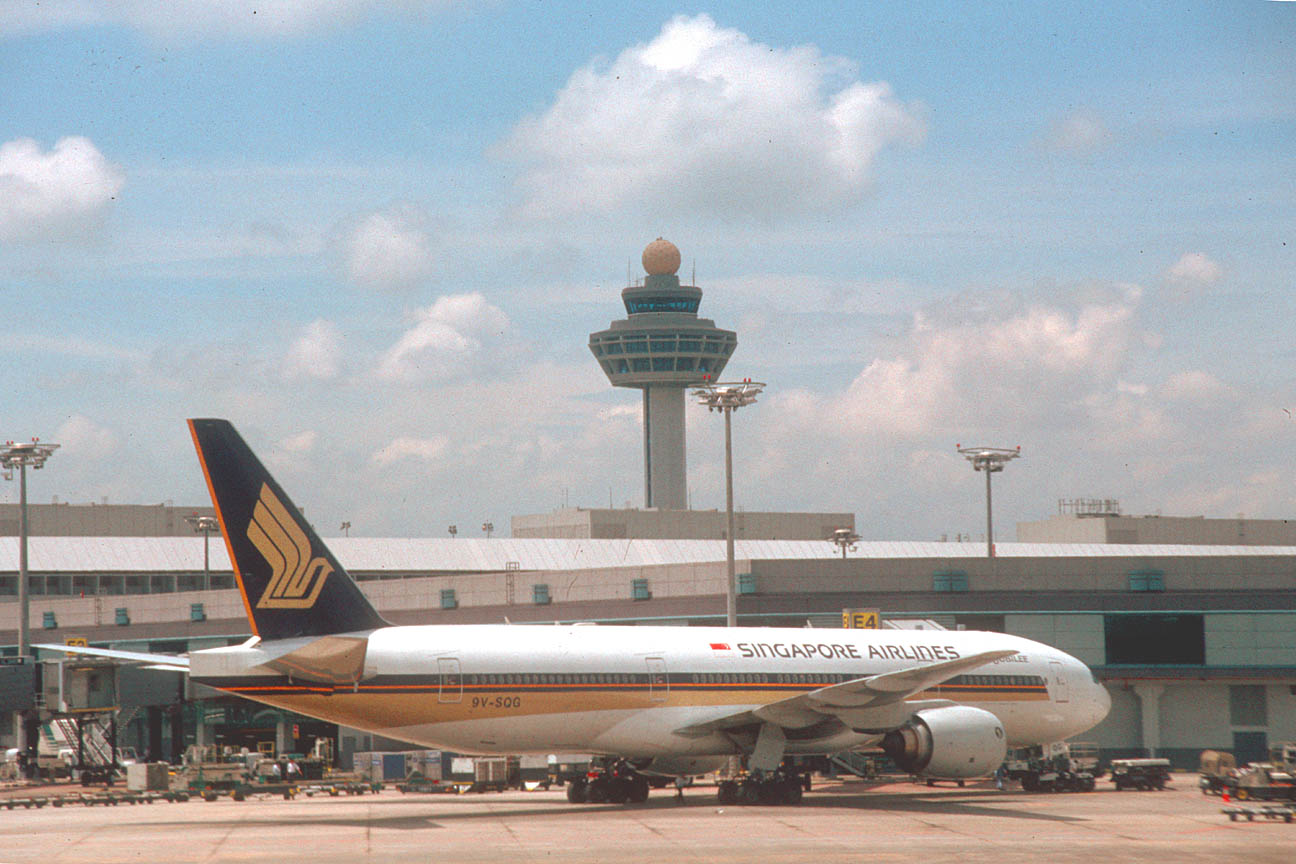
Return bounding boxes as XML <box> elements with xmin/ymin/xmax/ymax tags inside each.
<box><xmin>55</xmin><ymin>415</ymin><xmax>119</xmax><ymax>460</ymax></box>
<box><xmin>1043</xmin><ymin>109</ymin><xmax>1113</xmax><ymax>157</ymax></box>
<box><xmin>343</xmin><ymin>207</ymin><xmax>436</xmax><ymax>292</ymax></box>
<box><xmin>0</xmin><ymin>137</ymin><xmax>124</xmax><ymax>242</ymax></box>
<box><xmin>283</xmin><ymin>319</ymin><xmax>343</xmax><ymax>381</ymax></box>
<box><xmin>0</xmin><ymin>1</ymin><xmax>443</xmax><ymax>39</ymax></box>
<box><xmin>1166</xmin><ymin>252</ymin><xmax>1223</xmax><ymax>286</ymax></box>
<box><xmin>376</xmin><ymin>293</ymin><xmax>508</xmax><ymax>381</ymax></box>
<box><xmin>371</xmin><ymin>435</ymin><xmax>450</xmax><ymax>467</ymax></box>
<box><xmin>500</xmin><ymin>14</ymin><xmax>925</xmax><ymax>219</ymax></box>
<box><xmin>278</xmin><ymin>430</ymin><xmax>317</xmax><ymax>454</ymax></box>
<box><xmin>829</xmin><ymin>290</ymin><xmax>1142</xmax><ymax>438</ymax></box>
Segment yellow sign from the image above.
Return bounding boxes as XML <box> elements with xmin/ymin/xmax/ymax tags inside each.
<box><xmin>64</xmin><ymin>636</ymin><xmax>88</xmax><ymax>658</ymax></box>
<box><xmin>842</xmin><ymin>608</ymin><xmax>879</xmax><ymax>629</ymax></box>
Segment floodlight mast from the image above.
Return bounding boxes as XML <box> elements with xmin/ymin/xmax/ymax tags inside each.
<box><xmin>831</xmin><ymin>528</ymin><xmax>861</xmax><ymax>560</ymax></box>
<box><xmin>692</xmin><ymin>378</ymin><xmax>765</xmax><ymax>627</ymax></box>
<box><xmin>957</xmin><ymin>445</ymin><xmax>1021</xmax><ymax>558</ymax></box>
<box><xmin>1</xmin><ymin>438</ymin><xmax>59</xmax><ymax>771</ymax></box>
<box><xmin>184</xmin><ymin>513</ymin><xmax>220</xmax><ymax>585</ymax></box>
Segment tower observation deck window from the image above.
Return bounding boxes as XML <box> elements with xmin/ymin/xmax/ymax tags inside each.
<box><xmin>624</xmin><ymin>340</ymin><xmax>648</xmax><ymax>353</ymax></box>
<box><xmin>652</xmin><ymin>357</ymin><xmax>674</xmax><ymax>371</ymax></box>
<box><xmin>678</xmin><ymin>339</ymin><xmax>701</xmax><ymax>352</ymax></box>
<box><xmin>676</xmin><ymin>357</ymin><xmax>695</xmax><ymax>371</ymax></box>
<box><xmin>631</xmin><ymin>358</ymin><xmax>650</xmax><ymax>372</ymax></box>
<box><xmin>625</xmin><ymin>297</ymin><xmax>700</xmax><ymax>314</ymax></box>
<box><xmin>604</xmin><ymin>343</ymin><xmax>623</xmax><ymax>354</ymax></box>
<box><xmin>650</xmin><ymin>339</ymin><xmax>676</xmax><ymax>352</ymax></box>
<box><xmin>616</xmin><ymin>359</ymin><xmax>629</xmax><ymax>373</ymax></box>
<box><xmin>703</xmin><ymin>341</ymin><xmax>722</xmax><ymax>354</ymax></box>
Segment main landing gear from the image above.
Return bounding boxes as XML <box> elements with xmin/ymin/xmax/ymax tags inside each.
<box><xmin>715</xmin><ymin>769</ymin><xmax>807</xmax><ymax>806</ymax></box>
<box><xmin>564</xmin><ymin>759</ymin><xmax>650</xmax><ymax>805</ymax></box>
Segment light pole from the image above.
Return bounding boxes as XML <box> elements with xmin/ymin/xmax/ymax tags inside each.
<box><xmin>448</xmin><ymin>524</ymin><xmax>457</xmax><ymax>539</ymax></box>
<box><xmin>2</xmin><ymin>438</ymin><xmax>59</xmax><ymax>771</ymax></box>
<box><xmin>481</xmin><ymin>521</ymin><xmax>493</xmax><ymax>539</ymax></box>
<box><xmin>957</xmin><ymin>445</ymin><xmax>1021</xmax><ymax>558</ymax></box>
<box><xmin>184</xmin><ymin>513</ymin><xmax>220</xmax><ymax>588</ymax></box>
<box><xmin>831</xmin><ymin>528</ymin><xmax>861</xmax><ymax>560</ymax></box>
<box><xmin>340</xmin><ymin>521</ymin><xmax>351</xmax><ymax>537</ymax></box>
<box><xmin>692</xmin><ymin>378</ymin><xmax>765</xmax><ymax>628</ymax></box>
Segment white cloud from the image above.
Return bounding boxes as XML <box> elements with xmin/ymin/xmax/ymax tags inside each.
<box><xmin>0</xmin><ymin>1</ymin><xmax>445</xmax><ymax>39</ymax></box>
<box><xmin>826</xmin><ymin>291</ymin><xmax>1142</xmax><ymax>437</ymax></box>
<box><xmin>376</xmin><ymin>293</ymin><xmax>508</xmax><ymax>381</ymax></box>
<box><xmin>283</xmin><ymin>319</ymin><xmax>343</xmax><ymax>381</ymax></box>
<box><xmin>1043</xmin><ymin>109</ymin><xmax>1113</xmax><ymax>157</ymax></box>
<box><xmin>0</xmin><ymin>137</ymin><xmax>124</xmax><ymax>242</ymax></box>
<box><xmin>371</xmin><ymin>435</ymin><xmax>450</xmax><ymax>467</ymax></box>
<box><xmin>1160</xmin><ymin>370</ymin><xmax>1232</xmax><ymax>404</ymax></box>
<box><xmin>344</xmin><ymin>207</ymin><xmax>436</xmax><ymax>292</ymax></box>
<box><xmin>55</xmin><ymin>415</ymin><xmax>119</xmax><ymax>460</ymax></box>
<box><xmin>278</xmin><ymin>430</ymin><xmax>317</xmax><ymax>454</ymax></box>
<box><xmin>1166</xmin><ymin>252</ymin><xmax>1223</xmax><ymax>286</ymax></box>
<box><xmin>500</xmin><ymin>14</ymin><xmax>925</xmax><ymax>219</ymax></box>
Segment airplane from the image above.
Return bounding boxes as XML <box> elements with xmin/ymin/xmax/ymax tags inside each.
<box><xmin>43</xmin><ymin>418</ymin><xmax>1111</xmax><ymax>805</ymax></box>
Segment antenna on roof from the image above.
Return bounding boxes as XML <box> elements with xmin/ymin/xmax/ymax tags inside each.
<box><xmin>692</xmin><ymin>259</ymin><xmax>696</xmax><ymax>284</ymax></box>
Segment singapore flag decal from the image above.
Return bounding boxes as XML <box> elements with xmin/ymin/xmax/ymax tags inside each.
<box><xmin>709</xmin><ymin>642</ymin><xmax>730</xmax><ymax>651</ymax></box>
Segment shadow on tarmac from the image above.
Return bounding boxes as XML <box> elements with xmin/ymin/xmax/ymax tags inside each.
<box><xmin>122</xmin><ymin>786</ymin><xmax>1084</xmax><ymax>831</ymax></box>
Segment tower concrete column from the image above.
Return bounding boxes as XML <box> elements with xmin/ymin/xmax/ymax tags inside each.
<box><xmin>645</xmin><ymin>385</ymin><xmax>687</xmax><ymax>509</ymax></box>
<box><xmin>1133</xmin><ymin>683</ymin><xmax>1165</xmax><ymax>757</ymax></box>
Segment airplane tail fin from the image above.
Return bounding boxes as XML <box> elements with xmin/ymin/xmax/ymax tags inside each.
<box><xmin>188</xmin><ymin>418</ymin><xmax>389</xmax><ymax>641</ymax></box>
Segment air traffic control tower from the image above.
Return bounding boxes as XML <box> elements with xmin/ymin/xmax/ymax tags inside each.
<box><xmin>589</xmin><ymin>238</ymin><xmax>737</xmax><ymax>510</ymax></box>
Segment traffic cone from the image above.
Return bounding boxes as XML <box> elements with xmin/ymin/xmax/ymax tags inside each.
<box><xmin>1222</xmin><ymin>789</ymin><xmax>1230</xmax><ymax>803</ymax></box>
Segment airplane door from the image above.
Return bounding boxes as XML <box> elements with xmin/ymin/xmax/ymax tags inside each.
<box><xmin>438</xmin><ymin>657</ymin><xmax>462</xmax><ymax>704</ymax></box>
<box><xmin>1049</xmin><ymin>660</ymin><xmax>1069</xmax><ymax>703</ymax></box>
<box><xmin>646</xmin><ymin>657</ymin><xmax>668</xmax><ymax>702</ymax></box>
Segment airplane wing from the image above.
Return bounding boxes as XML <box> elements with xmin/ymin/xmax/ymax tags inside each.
<box><xmin>674</xmin><ymin>648</ymin><xmax>1018</xmax><ymax>737</ymax></box>
<box><xmin>33</xmin><ymin>643</ymin><xmax>190</xmax><ymax>669</ymax></box>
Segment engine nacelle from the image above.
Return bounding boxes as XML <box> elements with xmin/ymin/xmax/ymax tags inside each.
<box><xmin>880</xmin><ymin>705</ymin><xmax>1006</xmax><ymax>778</ymax></box>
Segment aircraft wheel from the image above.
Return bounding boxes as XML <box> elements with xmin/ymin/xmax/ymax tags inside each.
<box><xmin>737</xmin><ymin>780</ymin><xmax>761</xmax><ymax>805</ymax></box>
<box><xmin>627</xmin><ymin>775</ymin><xmax>650</xmax><ymax>804</ymax></box>
<box><xmin>586</xmin><ymin>778</ymin><xmax>610</xmax><ymax>804</ymax></box>
<box><xmin>782</xmin><ymin>780</ymin><xmax>803</xmax><ymax>805</ymax></box>
<box><xmin>716</xmin><ymin>781</ymin><xmax>738</xmax><ymax>805</ymax></box>
<box><xmin>607</xmin><ymin>778</ymin><xmax>630</xmax><ymax>804</ymax></box>
<box><xmin>566</xmin><ymin>778</ymin><xmax>588</xmax><ymax>804</ymax></box>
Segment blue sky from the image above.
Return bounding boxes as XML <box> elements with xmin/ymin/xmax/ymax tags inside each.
<box><xmin>2</xmin><ymin>1</ymin><xmax>1293</xmax><ymax>541</ymax></box>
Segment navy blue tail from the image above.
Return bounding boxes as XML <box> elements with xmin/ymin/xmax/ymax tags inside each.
<box><xmin>188</xmin><ymin>418</ymin><xmax>389</xmax><ymax>641</ymax></box>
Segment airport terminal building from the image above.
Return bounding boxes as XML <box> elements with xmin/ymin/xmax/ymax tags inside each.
<box><xmin>3</xmin><ymin>512</ymin><xmax>1295</xmax><ymax>769</ymax></box>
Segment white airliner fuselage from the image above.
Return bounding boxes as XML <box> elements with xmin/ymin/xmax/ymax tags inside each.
<box><xmin>190</xmin><ymin>623</ymin><xmax>1110</xmax><ymax>775</ymax></box>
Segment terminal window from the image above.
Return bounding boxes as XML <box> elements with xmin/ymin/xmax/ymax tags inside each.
<box><xmin>1104</xmin><ymin>614</ymin><xmax>1205</xmax><ymax>665</ymax></box>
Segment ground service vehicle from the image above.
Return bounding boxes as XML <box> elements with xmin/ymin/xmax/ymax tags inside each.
<box><xmin>1004</xmin><ymin>741</ymin><xmax>1098</xmax><ymax>792</ymax></box>
<box><xmin>1199</xmin><ymin>749</ymin><xmax>1236</xmax><ymax>796</ymax></box>
<box><xmin>1110</xmin><ymin>758</ymin><xmax>1171</xmax><ymax>790</ymax></box>
<box><xmin>42</xmin><ymin>419</ymin><xmax>1112</xmax><ymax>806</ymax></box>
<box><xmin>1226</xmin><ymin>762</ymin><xmax>1296</xmax><ymax>802</ymax></box>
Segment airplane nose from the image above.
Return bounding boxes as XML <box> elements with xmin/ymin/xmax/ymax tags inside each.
<box><xmin>1093</xmin><ymin>679</ymin><xmax>1112</xmax><ymax>724</ymax></box>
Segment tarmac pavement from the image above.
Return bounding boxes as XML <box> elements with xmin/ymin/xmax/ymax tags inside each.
<box><xmin>1</xmin><ymin>774</ymin><xmax>1290</xmax><ymax>864</ymax></box>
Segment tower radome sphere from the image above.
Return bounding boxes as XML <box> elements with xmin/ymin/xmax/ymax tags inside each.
<box><xmin>642</xmin><ymin>238</ymin><xmax>681</xmax><ymax>275</ymax></box>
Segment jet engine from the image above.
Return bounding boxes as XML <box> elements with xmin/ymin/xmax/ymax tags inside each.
<box><xmin>880</xmin><ymin>705</ymin><xmax>1006</xmax><ymax>778</ymax></box>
